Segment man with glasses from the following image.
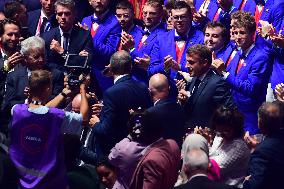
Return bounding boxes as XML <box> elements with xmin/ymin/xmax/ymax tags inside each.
<box><xmin>42</xmin><ymin>0</ymin><xmax>94</xmax><ymax>73</ymax></box>
<box><xmin>149</xmin><ymin>1</ymin><xmax>203</xmax><ymax>97</ymax></box>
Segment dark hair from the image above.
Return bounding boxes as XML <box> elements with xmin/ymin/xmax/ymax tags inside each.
<box><xmin>55</xmin><ymin>0</ymin><xmax>76</xmax><ymax>12</ymax></box>
<box><xmin>211</xmin><ymin>106</ymin><xmax>244</xmax><ymax>139</ymax></box>
<box><xmin>232</xmin><ymin>11</ymin><xmax>256</xmax><ymax>33</ymax></box>
<box><xmin>258</xmin><ymin>101</ymin><xmax>283</xmax><ymax>134</ymax></box>
<box><xmin>3</xmin><ymin>1</ymin><xmax>24</xmax><ymax>19</ymax></box>
<box><xmin>173</xmin><ymin>1</ymin><xmax>192</xmax><ymax>15</ymax></box>
<box><xmin>28</xmin><ymin>70</ymin><xmax>52</xmax><ymax>97</ymax></box>
<box><xmin>116</xmin><ymin>0</ymin><xmax>134</xmax><ymax>12</ymax></box>
<box><xmin>110</xmin><ymin>50</ymin><xmax>132</xmax><ymax>75</ymax></box>
<box><xmin>204</xmin><ymin>21</ymin><xmax>230</xmax><ymax>45</ymax></box>
<box><xmin>96</xmin><ymin>157</ymin><xmax>116</xmax><ymax>171</ymax></box>
<box><xmin>0</xmin><ymin>18</ymin><xmax>21</xmax><ymax>36</ymax></box>
<box><xmin>186</xmin><ymin>44</ymin><xmax>212</xmax><ymax>64</ymax></box>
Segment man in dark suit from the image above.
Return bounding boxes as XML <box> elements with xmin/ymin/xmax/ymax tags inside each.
<box><xmin>41</xmin><ymin>0</ymin><xmax>94</xmax><ymax>72</ymax></box>
<box><xmin>2</xmin><ymin>36</ymin><xmax>64</xmax><ymax>126</ymax></box>
<box><xmin>175</xmin><ymin>148</ymin><xmax>235</xmax><ymax>189</ymax></box>
<box><xmin>81</xmin><ymin>0</ymin><xmax>121</xmax><ymax>92</ymax></box>
<box><xmin>147</xmin><ymin>73</ymin><xmax>185</xmax><ymax>147</ymax></box>
<box><xmin>243</xmin><ymin>101</ymin><xmax>284</xmax><ymax>189</ymax></box>
<box><xmin>28</xmin><ymin>0</ymin><xmax>58</xmax><ymax>36</ymax></box>
<box><xmin>88</xmin><ymin>50</ymin><xmax>152</xmax><ymax>156</ymax></box>
<box><xmin>0</xmin><ymin>19</ymin><xmax>24</xmax><ymax>134</ymax></box>
<box><xmin>178</xmin><ymin>44</ymin><xmax>235</xmax><ymax>128</ymax></box>
<box><xmin>130</xmin><ymin>110</ymin><xmax>180</xmax><ymax>189</ymax></box>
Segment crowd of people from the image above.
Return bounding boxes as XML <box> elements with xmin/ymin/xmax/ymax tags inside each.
<box><xmin>0</xmin><ymin>0</ymin><xmax>284</xmax><ymax>188</ymax></box>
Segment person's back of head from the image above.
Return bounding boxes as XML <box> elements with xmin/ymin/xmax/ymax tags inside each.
<box><xmin>71</xmin><ymin>94</ymin><xmax>81</xmax><ymax>113</ymax></box>
<box><xmin>140</xmin><ymin>110</ymin><xmax>164</xmax><ymax>145</ymax></box>
<box><xmin>148</xmin><ymin>73</ymin><xmax>169</xmax><ymax>102</ymax></box>
<box><xmin>183</xmin><ymin>148</ymin><xmax>209</xmax><ymax>179</ymax></box>
<box><xmin>258</xmin><ymin>101</ymin><xmax>283</xmax><ymax>135</ymax></box>
<box><xmin>4</xmin><ymin>1</ymin><xmax>27</xmax><ymax>27</ymax></box>
<box><xmin>109</xmin><ymin>50</ymin><xmax>132</xmax><ymax>76</ymax></box>
<box><xmin>28</xmin><ymin>70</ymin><xmax>52</xmax><ymax>102</ymax></box>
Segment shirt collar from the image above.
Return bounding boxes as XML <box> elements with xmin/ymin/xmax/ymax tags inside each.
<box><xmin>40</xmin><ymin>9</ymin><xmax>49</xmax><ymax>20</ymax></box>
<box><xmin>145</xmin><ymin>22</ymin><xmax>161</xmax><ymax>33</ymax></box>
<box><xmin>59</xmin><ymin>27</ymin><xmax>72</xmax><ymax>37</ymax></box>
<box><xmin>0</xmin><ymin>49</ymin><xmax>8</xmax><ymax>59</ymax></box>
<box><xmin>154</xmin><ymin>99</ymin><xmax>160</xmax><ymax>106</ymax></box>
<box><xmin>114</xmin><ymin>74</ymin><xmax>129</xmax><ymax>84</ymax></box>
<box><xmin>242</xmin><ymin>43</ymin><xmax>255</xmax><ymax>58</ymax></box>
<box><xmin>174</xmin><ymin>28</ymin><xmax>190</xmax><ymax>38</ymax></box>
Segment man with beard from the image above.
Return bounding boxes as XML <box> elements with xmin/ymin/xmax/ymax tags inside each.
<box><xmin>0</xmin><ymin>19</ymin><xmax>23</xmax><ymax>133</ymax></box>
<box><xmin>82</xmin><ymin>0</ymin><xmax>121</xmax><ymax>92</ymax></box>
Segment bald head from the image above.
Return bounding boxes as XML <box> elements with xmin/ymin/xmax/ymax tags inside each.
<box><xmin>72</xmin><ymin>94</ymin><xmax>81</xmax><ymax>113</ymax></box>
<box><xmin>149</xmin><ymin>74</ymin><xmax>169</xmax><ymax>101</ymax></box>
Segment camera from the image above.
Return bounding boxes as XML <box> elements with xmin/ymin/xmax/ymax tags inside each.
<box><xmin>64</xmin><ymin>54</ymin><xmax>90</xmax><ymax>89</ymax></box>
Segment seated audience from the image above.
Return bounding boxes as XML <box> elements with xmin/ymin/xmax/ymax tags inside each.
<box><xmin>9</xmin><ymin>69</ymin><xmax>88</xmax><ymax>188</ymax></box>
<box><xmin>209</xmin><ymin>106</ymin><xmax>250</xmax><ymax>187</ymax></box>
<box><xmin>130</xmin><ymin>110</ymin><xmax>180</xmax><ymax>189</ymax></box>
<box><xmin>176</xmin><ymin>133</ymin><xmax>220</xmax><ymax>186</ymax></box>
<box><xmin>175</xmin><ymin>148</ymin><xmax>236</xmax><ymax>189</ymax></box>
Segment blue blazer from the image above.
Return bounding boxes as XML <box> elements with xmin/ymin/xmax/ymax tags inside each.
<box><xmin>130</xmin><ymin>23</ymin><xmax>167</xmax><ymax>60</ymax></box>
<box><xmin>149</xmin><ymin>28</ymin><xmax>204</xmax><ymax>80</ymax></box>
<box><xmin>226</xmin><ymin>45</ymin><xmax>273</xmax><ymax>134</ymax></box>
<box><xmin>91</xmin><ymin>75</ymin><xmax>152</xmax><ymax>156</ymax></box>
<box><xmin>216</xmin><ymin>43</ymin><xmax>234</xmax><ymax>64</ymax></box>
<box><xmin>128</xmin><ymin>25</ymin><xmax>149</xmax><ymax>84</ymax></box>
<box><xmin>194</xmin><ymin>0</ymin><xmax>238</xmax><ymax>29</ymax></box>
<box><xmin>82</xmin><ymin>12</ymin><xmax>121</xmax><ymax>91</ymax></box>
<box><xmin>27</xmin><ymin>9</ymin><xmax>58</xmax><ymax>36</ymax></box>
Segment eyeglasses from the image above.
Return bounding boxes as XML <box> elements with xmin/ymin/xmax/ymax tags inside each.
<box><xmin>172</xmin><ymin>15</ymin><xmax>188</xmax><ymax>21</ymax></box>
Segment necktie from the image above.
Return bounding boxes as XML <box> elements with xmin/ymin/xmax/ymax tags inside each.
<box><xmin>174</xmin><ymin>35</ymin><xmax>187</xmax><ymax>41</ymax></box>
<box><xmin>191</xmin><ymin>78</ymin><xmax>201</xmax><ymax>95</ymax></box>
<box><xmin>63</xmin><ymin>33</ymin><xmax>69</xmax><ymax>51</ymax></box>
<box><xmin>40</xmin><ymin>17</ymin><xmax>48</xmax><ymax>34</ymax></box>
<box><xmin>142</xmin><ymin>30</ymin><xmax>150</xmax><ymax>36</ymax></box>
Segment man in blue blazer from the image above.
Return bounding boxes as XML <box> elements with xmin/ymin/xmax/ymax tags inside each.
<box><xmin>115</xmin><ymin>0</ymin><xmax>148</xmax><ymax>84</ymax></box>
<box><xmin>213</xmin><ymin>12</ymin><xmax>273</xmax><ymax>134</ymax></box>
<box><xmin>243</xmin><ymin>102</ymin><xmax>284</xmax><ymax>189</ymax></box>
<box><xmin>194</xmin><ymin>0</ymin><xmax>238</xmax><ymax>30</ymax></box>
<box><xmin>41</xmin><ymin>0</ymin><xmax>94</xmax><ymax>72</ymax></box>
<box><xmin>149</xmin><ymin>1</ymin><xmax>203</xmax><ymax>83</ymax></box>
<box><xmin>27</xmin><ymin>0</ymin><xmax>58</xmax><ymax>36</ymax></box>
<box><xmin>119</xmin><ymin>0</ymin><xmax>166</xmax><ymax>84</ymax></box>
<box><xmin>88</xmin><ymin>51</ymin><xmax>152</xmax><ymax>156</ymax></box>
<box><xmin>81</xmin><ymin>0</ymin><xmax>121</xmax><ymax>92</ymax></box>
<box><xmin>204</xmin><ymin>22</ymin><xmax>233</xmax><ymax>65</ymax></box>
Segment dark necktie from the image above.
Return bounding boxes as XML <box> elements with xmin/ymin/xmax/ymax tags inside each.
<box><xmin>191</xmin><ymin>78</ymin><xmax>201</xmax><ymax>95</ymax></box>
<box><xmin>63</xmin><ymin>33</ymin><xmax>69</xmax><ymax>51</ymax></box>
<box><xmin>142</xmin><ymin>30</ymin><xmax>150</xmax><ymax>36</ymax></box>
<box><xmin>40</xmin><ymin>17</ymin><xmax>48</xmax><ymax>34</ymax></box>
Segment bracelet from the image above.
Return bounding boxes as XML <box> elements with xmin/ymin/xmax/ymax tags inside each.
<box><xmin>61</xmin><ymin>92</ymin><xmax>68</xmax><ymax>98</ymax></box>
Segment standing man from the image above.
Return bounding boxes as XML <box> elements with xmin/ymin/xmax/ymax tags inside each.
<box><xmin>203</xmin><ymin>22</ymin><xmax>233</xmax><ymax>65</ymax></box>
<box><xmin>0</xmin><ymin>19</ymin><xmax>23</xmax><ymax>133</ymax></box>
<box><xmin>28</xmin><ymin>0</ymin><xmax>58</xmax><ymax>36</ymax></box>
<box><xmin>88</xmin><ymin>51</ymin><xmax>152</xmax><ymax>157</ymax></box>
<box><xmin>178</xmin><ymin>44</ymin><xmax>234</xmax><ymax>129</ymax></box>
<box><xmin>213</xmin><ymin>12</ymin><xmax>273</xmax><ymax>134</ymax></box>
<box><xmin>121</xmin><ymin>0</ymin><xmax>167</xmax><ymax>80</ymax></box>
<box><xmin>147</xmin><ymin>73</ymin><xmax>185</xmax><ymax>147</ymax></box>
<box><xmin>115</xmin><ymin>0</ymin><xmax>149</xmax><ymax>84</ymax></box>
<box><xmin>82</xmin><ymin>0</ymin><xmax>121</xmax><ymax>92</ymax></box>
<box><xmin>149</xmin><ymin>1</ymin><xmax>203</xmax><ymax>97</ymax></box>
<box><xmin>42</xmin><ymin>0</ymin><xmax>94</xmax><ymax>72</ymax></box>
